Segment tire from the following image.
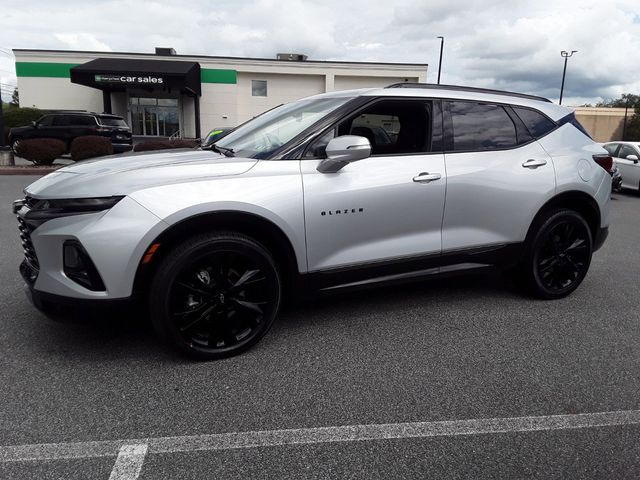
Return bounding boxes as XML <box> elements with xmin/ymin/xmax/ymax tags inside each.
<box><xmin>518</xmin><ymin>209</ymin><xmax>593</xmax><ymax>299</ymax></box>
<box><xmin>10</xmin><ymin>138</ymin><xmax>21</xmax><ymax>155</ymax></box>
<box><xmin>149</xmin><ymin>232</ymin><xmax>281</xmax><ymax>360</ymax></box>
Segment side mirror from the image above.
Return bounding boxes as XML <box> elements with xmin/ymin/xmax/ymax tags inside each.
<box><xmin>31</xmin><ymin>121</ymin><xmax>37</xmax><ymax>128</ymax></box>
<box><xmin>626</xmin><ymin>154</ymin><xmax>639</xmax><ymax>163</ymax></box>
<box><xmin>317</xmin><ymin>135</ymin><xmax>371</xmax><ymax>173</ymax></box>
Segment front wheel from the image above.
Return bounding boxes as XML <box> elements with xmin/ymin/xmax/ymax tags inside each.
<box><xmin>518</xmin><ymin>209</ymin><xmax>593</xmax><ymax>299</ymax></box>
<box><xmin>10</xmin><ymin>138</ymin><xmax>21</xmax><ymax>155</ymax></box>
<box><xmin>149</xmin><ymin>232</ymin><xmax>281</xmax><ymax>360</ymax></box>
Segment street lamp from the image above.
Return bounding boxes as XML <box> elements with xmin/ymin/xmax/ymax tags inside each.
<box><xmin>436</xmin><ymin>36</ymin><xmax>444</xmax><ymax>84</ymax></box>
<box><xmin>559</xmin><ymin>50</ymin><xmax>577</xmax><ymax>105</ymax></box>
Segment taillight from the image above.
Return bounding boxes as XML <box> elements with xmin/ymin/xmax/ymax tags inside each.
<box><xmin>593</xmin><ymin>154</ymin><xmax>613</xmax><ymax>173</ymax></box>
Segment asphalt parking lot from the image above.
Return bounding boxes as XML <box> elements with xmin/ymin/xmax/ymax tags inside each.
<box><xmin>1</xmin><ymin>174</ymin><xmax>640</xmax><ymax>479</ymax></box>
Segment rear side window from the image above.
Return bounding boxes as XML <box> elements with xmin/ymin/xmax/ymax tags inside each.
<box><xmin>52</xmin><ymin>115</ymin><xmax>69</xmax><ymax>126</ymax></box>
<box><xmin>68</xmin><ymin>115</ymin><xmax>96</xmax><ymax>126</ymax></box>
<box><xmin>98</xmin><ymin>117</ymin><xmax>128</xmax><ymax>127</ymax></box>
<box><xmin>512</xmin><ymin>107</ymin><xmax>556</xmax><ymax>138</ymax></box>
<box><xmin>448</xmin><ymin>102</ymin><xmax>517</xmax><ymax>151</ymax></box>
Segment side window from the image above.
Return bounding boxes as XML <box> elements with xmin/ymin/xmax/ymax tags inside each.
<box><xmin>448</xmin><ymin>102</ymin><xmax>517</xmax><ymax>151</ymax></box>
<box><xmin>304</xmin><ymin>129</ymin><xmax>336</xmax><ymax>159</ymax></box>
<box><xmin>67</xmin><ymin>115</ymin><xmax>95</xmax><ymax>126</ymax></box>
<box><xmin>52</xmin><ymin>115</ymin><xmax>70</xmax><ymax>127</ymax></box>
<box><xmin>603</xmin><ymin>144</ymin><xmax>619</xmax><ymax>156</ymax></box>
<box><xmin>37</xmin><ymin>115</ymin><xmax>54</xmax><ymax>127</ymax></box>
<box><xmin>618</xmin><ymin>145</ymin><xmax>637</xmax><ymax>159</ymax></box>
<box><xmin>512</xmin><ymin>107</ymin><xmax>556</xmax><ymax>138</ymax></box>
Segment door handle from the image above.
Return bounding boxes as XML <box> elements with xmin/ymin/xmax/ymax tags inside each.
<box><xmin>413</xmin><ymin>172</ymin><xmax>442</xmax><ymax>183</ymax></box>
<box><xmin>522</xmin><ymin>159</ymin><xmax>547</xmax><ymax>168</ymax></box>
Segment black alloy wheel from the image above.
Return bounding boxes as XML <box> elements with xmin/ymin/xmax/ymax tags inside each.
<box><xmin>10</xmin><ymin>138</ymin><xmax>21</xmax><ymax>155</ymax></box>
<box><xmin>150</xmin><ymin>232</ymin><xmax>281</xmax><ymax>359</ymax></box>
<box><xmin>522</xmin><ymin>210</ymin><xmax>593</xmax><ymax>299</ymax></box>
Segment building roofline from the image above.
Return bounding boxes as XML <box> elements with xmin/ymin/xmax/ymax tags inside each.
<box><xmin>12</xmin><ymin>48</ymin><xmax>428</xmax><ymax>68</ymax></box>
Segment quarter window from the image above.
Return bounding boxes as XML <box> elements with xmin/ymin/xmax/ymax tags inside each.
<box><xmin>513</xmin><ymin>107</ymin><xmax>556</xmax><ymax>138</ymax></box>
<box><xmin>448</xmin><ymin>102</ymin><xmax>517</xmax><ymax>151</ymax></box>
<box><xmin>252</xmin><ymin>80</ymin><xmax>267</xmax><ymax>97</ymax></box>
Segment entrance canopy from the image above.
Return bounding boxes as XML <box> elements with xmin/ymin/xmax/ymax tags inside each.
<box><xmin>70</xmin><ymin>58</ymin><xmax>201</xmax><ymax>96</ymax></box>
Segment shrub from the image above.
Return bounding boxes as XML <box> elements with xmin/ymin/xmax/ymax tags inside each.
<box><xmin>70</xmin><ymin>136</ymin><xmax>114</xmax><ymax>161</ymax></box>
<box><xmin>3</xmin><ymin>106</ymin><xmax>45</xmax><ymax>128</ymax></box>
<box><xmin>133</xmin><ymin>138</ymin><xmax>198</xmax><ymax>152</ymax></box>
<box><xmin>15</xmin><ymin>138</ymin><xmax>66</xmax><ymax>165</ymax></box>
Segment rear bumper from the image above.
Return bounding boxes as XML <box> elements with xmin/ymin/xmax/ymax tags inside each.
<box><xmin>593</xmin><ymin>226</ymin><xmax>608</xmax><ymax>252</ymax></box>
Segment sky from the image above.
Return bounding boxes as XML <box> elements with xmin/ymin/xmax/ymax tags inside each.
<box><xmin>1</xmin><ymin>0</ymin><xmax>639</xmax><ymax>105</ymax></box>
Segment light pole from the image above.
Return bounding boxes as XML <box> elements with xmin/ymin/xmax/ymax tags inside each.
<box><xmin>437</xmin><ymin>36</ymin><xmax>444</xmax><ymax>84</ymax></box>
<box><xmin>559</xmin><ymin>50</ymin><xmax>577</xmax><ymax>105</ymax></box>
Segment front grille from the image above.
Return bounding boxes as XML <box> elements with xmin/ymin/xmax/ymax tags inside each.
<box><xmin>16</xmin><ymin>203</ymin><xmax>40</xmax><ymax>270</ymax></box>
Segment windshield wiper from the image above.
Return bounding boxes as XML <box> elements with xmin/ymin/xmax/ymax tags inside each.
<box><xmin>211</xmin><ymin>144</ymin><xmax>235</xmax><ymax>157</ymax></box>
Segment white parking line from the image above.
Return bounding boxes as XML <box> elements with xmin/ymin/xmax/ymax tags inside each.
<box><xmin>2</xmin><ymin>409</ymin><xmax>640</xmax><ymax>463</ymax></box>
<box><xmin>108</xmin><ymin>444</ymin><xmax>148</xmax><ymax>480</ymax></box>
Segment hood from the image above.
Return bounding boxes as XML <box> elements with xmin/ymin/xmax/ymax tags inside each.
<box><xmin>25</xmin><ymin>150</ymin><xmax>258</xmax><ymax>198</ymax></box>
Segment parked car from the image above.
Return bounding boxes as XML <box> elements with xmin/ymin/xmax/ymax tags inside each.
<box><xmin>14</xmin><ymin>84</ymin><xmax>611</xmax><ymax>359</ymax></box>
<box><xmin>9</xmin><ymin>112</ymin><xmax>133</xmax><ymax>155</ymax></box>
<box><xmin>602</xmin><ymin>141</ymin><xmax>640</xmax><ymax>192</ymax></box>
<box><xmin>201</xmin><ymin>127</ymin><xmax>233</xmax><ymax>148</ymax></box>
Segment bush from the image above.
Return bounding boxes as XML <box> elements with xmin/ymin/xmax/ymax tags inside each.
<box><xmin>70</xmin><ymin>136</ymin><xmax>114</xmax><ymax>161</ymax></box>
<box><xmin>133</xmin><ymin>138</ymin><xmax>198</xmax><ymax>152</ymax></box>
<box><xmin>15</xmin><ymin>138</ymin><xmax>66</xmax><ymax>165</ymax></box>
<box><xmin>3</xmin><ymin>106</ymin><xmax>45</xmax><ymax>128</ymax></box>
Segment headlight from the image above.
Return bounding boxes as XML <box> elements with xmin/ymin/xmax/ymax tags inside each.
<box><xmin>22</xmin><ymin>196</ymin><xmax>124</xmax><ymax>228</ymax></box>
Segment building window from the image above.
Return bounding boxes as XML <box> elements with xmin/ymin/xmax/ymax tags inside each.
<box><xmin>252</xmin><ymin>80</ymin><xmax>267</xmax><ymax>97</ymax></box>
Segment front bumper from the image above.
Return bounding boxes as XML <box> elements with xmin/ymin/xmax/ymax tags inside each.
<box><xmin>15</xmin><ymin>195</ymin><xmax>166</xmax><ymax>300</ymax></box>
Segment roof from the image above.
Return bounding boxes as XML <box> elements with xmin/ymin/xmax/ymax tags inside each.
<box><xmin>313</xmin><ymin>84</ymin><xmax>570</xmax><ymax>121</ymax></box>
<box><xmin>12</xmin><ymin>48</ymin><xmax>428</xmax><ymax>68</ymax></box>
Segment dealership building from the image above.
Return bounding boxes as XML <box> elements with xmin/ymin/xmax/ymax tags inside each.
<box><xmin>13</xmin><ymin>48</ymin><xmax>427</xmax><ymax>139</ymax></box>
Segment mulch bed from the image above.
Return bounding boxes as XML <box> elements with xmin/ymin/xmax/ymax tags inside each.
<box><xmin>0</xmin><ymin>165</ymin><xmax>61</xmax><ymax>175</ymax></box>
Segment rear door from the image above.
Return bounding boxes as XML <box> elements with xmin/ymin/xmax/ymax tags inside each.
<box><xmin>301</xmin><ymin>98</ymin><xmax>447</xmax><ymax>277</ymax></box>
<box><xmin>615</xmin><ymin>144</ymin><xmax>640</xmax><ymax>190</ymax></box>
<box><xmin>441</xmin><ymin>100</ymin><xmax>555</xmax><ymax>252</ymax></box>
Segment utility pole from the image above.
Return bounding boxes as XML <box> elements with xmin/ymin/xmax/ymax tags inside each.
<box><xmin>559</xmin><ymin>50</ymin><xmax>577</xmax><ymax>105</ymax></box>
<box><xmin>0</xmin><ymin>86</ymin><xmax>5</xmax><ymax>148</ymax></box>
<box><xmin>437</xmin><ymin>36</ymin><xmax>444</xmax><ymax>84</ymax></box>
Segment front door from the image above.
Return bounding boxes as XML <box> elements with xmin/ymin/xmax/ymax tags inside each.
<box><xmin>301</xmin><ymin>98</ymin><xmax>446</xmax><ymax>275</ymax></box>
<box><xmin>615</xmin><ymin>144</ymin><xmax>640</xmax><ymax>190</ymax></box>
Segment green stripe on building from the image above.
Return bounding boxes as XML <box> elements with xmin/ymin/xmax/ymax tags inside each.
<box><xmin>15</xmin><ymin>62</ymin><xmax>79</xmax><ymax>78</ymax></box>
<box><xmin>201</xmin><ymin>69</ymin><xmax>237</xmax><ymax>84</ymax></box>
<box><xmin>16</xmin><ymin>62</ymin><xmax>237</xmax><ymax>84</ymax></box>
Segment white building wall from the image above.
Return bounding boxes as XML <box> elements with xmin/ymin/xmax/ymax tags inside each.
<box><xmin>334</xmin><ymin>75</ymin><xmax>420</xmax><ymax>90</ymax></box>
<box><xmin>236</xmin><ymin>72</ymin><xmax>325</xmax><ymax>122</ymax></box>
<box><xmin>199</xmin><ymin>83</ymin><xmax>238</xmax><ymax>133</ymax></box>
<box><xmin>18</xmin><ymin>77</ymin><xmax>103</xmax><ymax>112</ymax></box>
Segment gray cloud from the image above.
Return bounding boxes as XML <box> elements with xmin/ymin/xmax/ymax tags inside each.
<box><xmin>0</xmin><ymin>0</ymin><xmax>638</xmax><ymax>104</ymax></box>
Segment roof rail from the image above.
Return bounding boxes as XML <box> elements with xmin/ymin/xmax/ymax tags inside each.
<box><xmin>385</xmin><ymin>83</ymin><xmax>552</xmax><ymax>103</ymax></box>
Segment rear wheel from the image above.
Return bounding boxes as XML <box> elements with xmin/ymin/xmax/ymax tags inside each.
<box><xmin>10</xmin><ymin>138</ymin><xmax>21</xmax><ymax>155</ymax></box>
<box><xmin>149</xmin><ymin>232</ymin><xmax>281</xmax><ymax>359</ymax></box>
<box><xmin>518</xmin><ymin>209</ymin><xmax>593</xmax><ymax>299</ymax></box>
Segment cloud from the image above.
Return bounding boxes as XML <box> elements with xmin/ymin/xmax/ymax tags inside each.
<box><xmin>0</xmin><ymin>0</ymin><xmax>638</xmax><ymax>104</ymax></box>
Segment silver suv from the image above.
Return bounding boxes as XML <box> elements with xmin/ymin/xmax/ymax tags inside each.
<box><xmin>14</xmin><ymin>84</ymin><xmax>612</xmax><ymax>359</ymax></box>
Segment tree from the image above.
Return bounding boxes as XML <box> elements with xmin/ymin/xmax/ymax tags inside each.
<box><xmin>596</xmin><ymin>93</ymin><xmax>640</xmax><ymax>141</ymax></box>
<box><xmin>10</xmin><ymin>87</ymin><xmax>18</xmax><ymax>106</ymax></box>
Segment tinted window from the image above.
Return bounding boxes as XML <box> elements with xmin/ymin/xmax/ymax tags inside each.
<box><xmin>98</xmin><ymin>117</ymin><xmax>128</xmax><ymax>127</ymax></box>
<box><xmin>513</xmin><ymin>107</ymin><xmax>556</xmax><ymax>138</ymax></box>
<box><xmin>68</xmin><ymin>115</ymin><xmax>96</xmax><ymax>126</ymax></box>
<box><xmin>37</xmin><ymin>115</ymin><xmax>54</xmax><ymax>127</ymax></box>
<box><xmin>448</xmin><ymin>102</ymin><xmax>517</xmax><ymax>151</ymax></box>
<box><xmin>52</xmin><ymin>115</ymin><xmax>70</xmax><ymax>126</ymax></box>
<box><xmin>603</xmin><ymin>144</ymin><xmax>619</xmax><ymax>156</ymax></box>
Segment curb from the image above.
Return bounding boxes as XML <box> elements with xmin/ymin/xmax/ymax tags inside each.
<box><xmin>0</xmin><ymin>167</ymin><xmax>60</xmax><ymax>175</ymax></box>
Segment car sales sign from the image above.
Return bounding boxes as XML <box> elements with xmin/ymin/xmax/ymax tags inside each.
<box><xmin>94</xmin><ymin>74</ymin><xmax>164</xmax><ymax>84</ymax></box>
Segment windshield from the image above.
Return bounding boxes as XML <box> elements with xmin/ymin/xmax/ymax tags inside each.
<box><xmin>215</xmin><ymin>96</ymin><xmax>353</xmax><ymax>158</ymax></box>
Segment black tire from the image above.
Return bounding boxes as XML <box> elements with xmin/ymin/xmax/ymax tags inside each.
<box><xmin>518</xmin><ymin>209</ymin><xmax>593</xmax><ymax>299</ymax></box>
<box><xmin>149</xmin><ymin>232</ymin><xmax>281</xmax><ymax>360</ymax></box>
<box><xmin>10</xmin><ymin>138</ymin><xmax>21</xmax><ymax>155</ymax></box>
